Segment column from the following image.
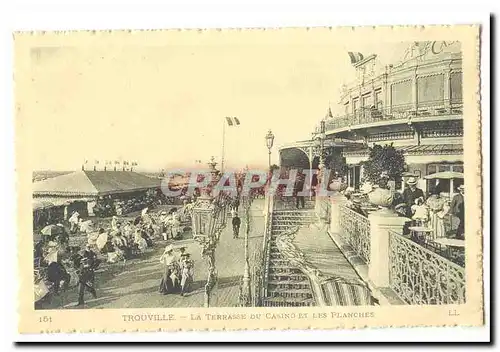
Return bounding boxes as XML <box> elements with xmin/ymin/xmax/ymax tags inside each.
<box><xmin>443</xmin><ymin>69</ymin><xmax>452</xmax><ymax>110</ymax></box>
<box><xmin>329</xmin><ymin>193</ymin><xmax>347</xmax><ymax>234</ymax></box>
<box><xmin>412</xmin><ymin>71</ymin><xmax>418</xmax><ymax>113</ymax></box>
<box><xmin>368</xmin><ymin>210</ymin><xmax>410</xmax><ymax>287</ymax></box>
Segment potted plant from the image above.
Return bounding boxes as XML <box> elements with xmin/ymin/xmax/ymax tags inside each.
<box><xmin>362</xmin><ymin>144</ymin><xmax>406</xmax><ymax>215</ymax></box>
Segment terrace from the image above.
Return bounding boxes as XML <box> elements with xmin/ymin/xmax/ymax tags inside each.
<box><xmin>320</xmin><ymin>100</ymin><xmax>463</xmax><ymax>135</ymax></box>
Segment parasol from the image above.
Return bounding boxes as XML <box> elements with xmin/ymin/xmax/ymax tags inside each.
<box><xmin>424</xmin><ymin>171</ymin><xmax>464</xmax><ymax>197</ymax></box>
<box><xmin>40</xmin><ymin>224</ymin><xmax>64</xmax><ymax>236</ymax></box>
<box><xmin>424</xmin><ymin>171</ymin><xmax>464</xmax><ymax>180</ymax></box>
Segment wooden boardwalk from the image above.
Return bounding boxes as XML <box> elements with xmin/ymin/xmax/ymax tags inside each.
<box><xmin>38</xmin><ymin>200</ymin><xmax>265</xmax><ymax>309</ymax></box>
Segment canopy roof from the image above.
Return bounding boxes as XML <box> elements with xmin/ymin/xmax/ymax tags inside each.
<box><xmin>33</xmin><ymin>170</ymin><xmax>161</xmax><ymax>197</ymax></box>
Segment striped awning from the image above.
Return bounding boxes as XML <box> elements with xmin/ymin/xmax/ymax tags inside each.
<box><xmin>343</xmin><ymin>144</ymin><xmax>463</xmax><ymax>157</ymax></box>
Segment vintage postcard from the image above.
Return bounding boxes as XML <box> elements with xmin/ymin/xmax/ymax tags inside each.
<box><xmin>15</xmin><ymin>25</ymin><xmax>483</xmax><ymax>334</ymax></box>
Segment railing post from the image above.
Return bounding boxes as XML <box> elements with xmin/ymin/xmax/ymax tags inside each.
<box><xmin>329</xmin><ymin>193</ymin><xmax>347</xmax><ymax>234</ymax></box>
<box><xmin>368</xmin><ymin>210</ymin><xmax>410</xmax><ymax>287</ymax></box>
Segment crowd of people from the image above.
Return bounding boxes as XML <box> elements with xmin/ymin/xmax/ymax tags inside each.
<box><xmin>34</xmin><ymin>198</ymin><xmax>197</xmax><ymax>307</ymax></box>
<box><xmin>344</xmin><ymin>175</ymin><xmax>465</xmax><ymax>241</ymax></box>
<box><xmin>34</xmin><ymin>189</ymin><xmax>249</xmax><ymax>306</ymax></box>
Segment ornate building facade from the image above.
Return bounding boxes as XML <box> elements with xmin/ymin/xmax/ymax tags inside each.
<box><xmin>279</xmin><ymin>41</ymin><xmax>463</xmax><ymax>197</ymax></box>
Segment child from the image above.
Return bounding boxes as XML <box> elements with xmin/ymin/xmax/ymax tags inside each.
<box><xmin>411</xmin><ymin>197</ymin><xmax>428</xmax><ymax>226</ymax></box>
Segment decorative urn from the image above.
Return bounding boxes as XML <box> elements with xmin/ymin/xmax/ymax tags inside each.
<box><xmin>368</xmin><ymin>187</ymin><xmax>395</xmax><ymax>216</ymax></box>
<box><xmin>329</xmin><ymin>178</ymin><xmax>347</xmax><ymax>192</ymax></box>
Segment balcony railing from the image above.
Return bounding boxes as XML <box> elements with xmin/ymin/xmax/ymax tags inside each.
<box><xmin>339</xmin><ymin>205</ymin><xmax>371</xmax><ymax>264</ymax></box>
<box><xmin>324</xmin><ymin>100</ymin><xmax>463</xmax><ymax>132</ymax></box>
<box><xmin>388</xmin><ymin>230</ymin><xmax>466</xmax><ymax>305</ymax></box>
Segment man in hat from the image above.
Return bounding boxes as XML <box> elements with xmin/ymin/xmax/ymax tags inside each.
<box><xmin>450</xmin><ymin>184</ymin><xmax>465</xmax><ymax>239</ymax></box>
<box><xmin>76</xmin><ymin>245</ymin><xmax>98</xmax><ymax>307</ymax></box>
<box><xmin>401</xmin><ymin>177</ymin><xmax>425</xmax><ymax>218</ymax></box>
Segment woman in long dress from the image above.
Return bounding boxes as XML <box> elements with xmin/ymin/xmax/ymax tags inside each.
<box><xmin>426</xmin><ymin>190</ymin><xmax>447</xmax><ymax>240</ymax></box>
<box><xmin>179</xmin><ymin>253</ymin><xmax>194</xmax><ymax>296</ymax></box>
<box><xmin>159</xmin><ymin>245</ymin><xmax>177</xmax><ymax>295</ymax></box>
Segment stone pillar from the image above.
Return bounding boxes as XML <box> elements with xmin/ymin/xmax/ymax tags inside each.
<box><xmin>368</xmin><ymin>210</ymin><xmax>410</xmax><ymax>287</ymax></box>
<box><xmin>329</xmin><ymin>193</ymin><xmax>347</xmax><ymax>234</ymax></box>
<box><xmin>443</xmin><ymin>69</ymin><xmax>452</xmax><ymax>109</ymax></box>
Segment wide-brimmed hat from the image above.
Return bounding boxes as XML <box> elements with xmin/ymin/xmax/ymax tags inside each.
<box><xmin>458</xmin><ymin>184</ymin><xmax>465</xmax><ymax>190</ymax></box>
<box><xmin>164</xmin><ymin>244</ymin><xmax>174</xmax><ymax>253</ymax></box>
<box><xmin>406</xmin><ymin>177</ymin><xmax>418</xmax><ymax>185</ymax></box>
<box><xmin>161</xmin><ymin>211</ymin><xmax>167</xmax><ymax>215</ymax></box>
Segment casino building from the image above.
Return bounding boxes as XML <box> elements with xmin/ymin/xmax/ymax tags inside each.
<box><xmin>279</xmin><ymin>41</ymin><xmax>464</xmax><ymax>197</ymax></box>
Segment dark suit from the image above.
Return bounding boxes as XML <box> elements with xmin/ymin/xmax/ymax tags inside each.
<box><xmin>450</xmin><ymin>193</ymin><xmax>465</xmax><ymax>238</ymax></box>
<box><xmin>402</xmin><ymin>187</ymin><xmax>425</xmax><ymax>217</ymax></box>
<box><xmin>232</xmin><ymin>216</ymin><xmax>241</xmax><ymax>238</ymax></box>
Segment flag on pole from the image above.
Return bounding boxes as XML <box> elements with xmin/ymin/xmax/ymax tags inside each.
<box><xmin>225</xmin><ymin>116</ymin><xmax>241</xmax><ymax>126</ymax></box>
<box><xmin>348</xmin><ymin>52</ymin><xmax>364</xmax><ymax>65</ymax></box>
<box><xmin>326</xmin><ymin>107</ymin><xmax>333</xmax><ymax>118</ymax></box>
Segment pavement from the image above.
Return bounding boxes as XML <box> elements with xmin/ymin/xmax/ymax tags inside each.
<box><xmin>36</xmin><ymin>199</ymin><xmax>265</xmax><ymax>309</ymax></box>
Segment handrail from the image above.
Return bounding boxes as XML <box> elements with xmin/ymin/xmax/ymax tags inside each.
<box><xmin>260</xmin><ymin>193</ymin><xmax>274</xmax><ymax>301</ymax></box>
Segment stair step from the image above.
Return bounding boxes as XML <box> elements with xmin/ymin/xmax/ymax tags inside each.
<box><xmin>269</xmin><ymin>259</ymin><xmax>292</xmax><ymax>266</ymax></box>
<box><xmin>268</xmin><ymin>288</ymin><xmax>312</xmax><ymax>295</ymax></box>
<box><xmin>262</xmin><ymin>297</ymin><xmax>315</xmax><ymax>307</ymax></box>
<box><xmin>267</xmin><ymin>279</ymin><xmax>310</xmax><ymax>286</ymax></box>
<box><xmin>268</xmin><ymin>274</ymin><xmax>308</xmax><ymax>281</ymax></box>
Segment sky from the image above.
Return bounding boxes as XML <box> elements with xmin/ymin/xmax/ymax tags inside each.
<box><xmin>22</xmin><ymin>32</ymin><xmax>416</xmax><ymax>172</ymax></box>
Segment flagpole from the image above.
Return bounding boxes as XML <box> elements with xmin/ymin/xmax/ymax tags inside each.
<box><xmin>221</xmin><ymin>117</ymin><xmax>226</xmax><ymax>173</ymax></box>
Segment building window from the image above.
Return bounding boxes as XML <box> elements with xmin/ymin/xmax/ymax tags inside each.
<box><xmin>375</xmin><ymin>89</ymin><xmax>383</xmax><ymax>110</ymax></box>
<box><xmin>417</xmin><ymin>74</ymin><xmax>444</xmax><ymax>104</ymax></box>
<box><xmin>361</xmin><ymin>94</ymin><xmax>371</xmax><ymax>118</ymax></box>
<box><xmin>353</xmin><ymin>99</ymin><xmax>359</xmax><ymax>119</ymax></box>
<box><xmin>450</xmin><ymin>72</ymin><xmax>463</xmax><ymax>102</ymax></box>
<box><xmin>344</xmin><ymin>102</ymin><xmax>349</xmax><ymax>116</ymax></box>
<box><xmin>391</xmin><ymin>80</ymin><xmax>412</xmax><ymax>107</ymax></box>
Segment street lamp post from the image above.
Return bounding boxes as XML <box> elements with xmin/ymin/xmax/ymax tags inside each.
<box><xmin>191</xmin><ymin>158</ymin><xmax>228</xmax><ymax>308</ymax></box>
<box><xmin>265</xmin><ymin>130</ymin><xmax>275</xmax><ymax>170</ymax></box>
<box><xmin>240</xmin><ymin>195</ymin><xmax>252</xmax><ymax>306</ymax></box>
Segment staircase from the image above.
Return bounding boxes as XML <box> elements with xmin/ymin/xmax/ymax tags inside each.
<box><xmin>262</xmin><ymin>209</ymin><xmax>317</xmax><ymax>307</ymax></box>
